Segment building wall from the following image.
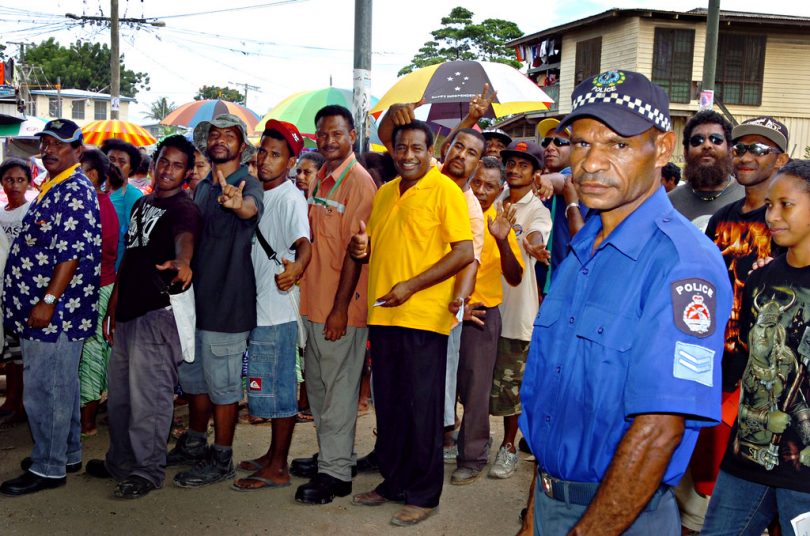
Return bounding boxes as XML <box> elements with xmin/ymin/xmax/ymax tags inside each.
<box><xmin>32</xmin><ymin>95</ymin><xmax>130</xmax><ymax>125</ymax></box>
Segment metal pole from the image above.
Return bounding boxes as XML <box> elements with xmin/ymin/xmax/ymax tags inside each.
<box><xmin>111</xmin><ymin>0</ymin><xmax>120</xmax><ymax>120</ymax></box>
<box><xmin>702</xmin><ymin>0</ymin><xmax>720</xmax><ymax>92</ymax></box>
<box><xmin>353</xmin><ymin>0</ymin><xmax>372</xmax><ymax>153</ymax></box>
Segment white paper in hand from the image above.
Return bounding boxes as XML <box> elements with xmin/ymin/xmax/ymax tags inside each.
<box><xmin>792</xmin><ymin>511</ymin><xmax>810</xmax><ymax>536</ymax></box>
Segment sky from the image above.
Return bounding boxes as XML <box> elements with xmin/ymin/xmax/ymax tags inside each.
<box><xmin>3</xmin><ymin>0</ymin><xmax>810</xmax><ymax>124</ymax></box>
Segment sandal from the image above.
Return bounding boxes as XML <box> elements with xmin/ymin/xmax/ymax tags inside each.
<box><xmin>390</xmin><ymin>505</ymin><xmax>436</xmax><ymax>526</ymax></box>
<box><xmin>296</xmin><ymin>409</ymin><xmax>313</xmax><ymax>423</ymax></box>
<box><xmin>237</xmin><ymin>458</ymin><xmax>265</xmax><ymax>472</ymax></box>
<box><xmin>231</xmin><ymin>475</ymin><xmax>291</xmax><ymax>492</ymax></box>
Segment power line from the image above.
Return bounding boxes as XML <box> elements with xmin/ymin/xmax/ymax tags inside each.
<box><xmin>152</xmin><ymin>0</ymin><xmax>308</xmax><ymax>20</ymax></box>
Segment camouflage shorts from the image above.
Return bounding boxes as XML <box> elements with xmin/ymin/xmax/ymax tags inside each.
<box><xmin>489</xmin><ymin>337</ymin><xmax>529</xmax><ymax>417</ymax></box>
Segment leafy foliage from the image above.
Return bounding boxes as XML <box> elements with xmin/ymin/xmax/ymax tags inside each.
<box><xmin>398</xmin><ymin>7</ymin><xmax>523</xmax><ymax>76</ymax></box>
<box><xmin>144</xmin><ymin>96</ymin><xmax>176</xmax><ymax>121</ymax></box>
<box><xmin>194</xmin><ymin>85</ymin><xmax>245</xmax><ymax>104</ymax></box>
<box><xmin>24</xmin><ymin>38</ymin><xmax>149</xmax><ymax>96</ymax></box>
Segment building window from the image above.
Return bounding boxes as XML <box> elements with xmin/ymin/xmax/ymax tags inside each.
<box><xmin>652</xmin><ymin>28</ymin><xmax>694</xmax><ymax>104</ymax></box>
<box><xmin>71</xmin><ymin>99</ymin><xmax>85</xmax><ymax>120</ymax></box>
<box><xmin>48</xmin><ymin>97</ymin><xmax>58</xmax><ymax>117</ymax></box>
<box><xmin>715</xmin><ymin>33</ymin><xmax>766</xmax><ymax>106</ymax></box>
<box><xmin>574</xmin><ymin>37</ymin><xmax>602</xmax><ymax>85</ymax></box>
<box><xmin>94</xmin><ymin>100</ymin><xmax>107</xmax><ymax>120</ymax></box>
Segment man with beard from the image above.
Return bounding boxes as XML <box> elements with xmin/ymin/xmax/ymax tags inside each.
<box><xmin>170</xmin><ymin>114</ymin><xmax>263</xmax><ymax>488</ymax></box>
<box><xmin>669</xmin><ymin>111</ymin><xmax>744</xmax><ymax>231</ymax></box>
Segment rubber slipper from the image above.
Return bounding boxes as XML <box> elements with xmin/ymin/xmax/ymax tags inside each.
<box><xmin>237</xmin><ymin>458</ymin><xmax>265</xmax><ymax>472</ymax></box>
<box><xmin>230</xmin><ymin>475</ymin><xmax>291</xmax><ymax>492</ymax></box>
<box><xmin>296</xmin><ymin>410</ymin><xmax>313</xmax><ymax>423</ymax></box>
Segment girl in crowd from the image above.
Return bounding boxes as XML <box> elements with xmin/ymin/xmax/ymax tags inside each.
<box><xmin>0</xmin><ymin>158</ymin><xmax>31</xmax><ymax>429</ymax></box>
<box><xmin>77</xmin><ymin>149</ymin><xmax>120</xmax><ymax>436</ymax></box>
<box><xmin>294</xmin><ymin>152</ymin><xmax>324</xmax><ymax>197</ymax></box>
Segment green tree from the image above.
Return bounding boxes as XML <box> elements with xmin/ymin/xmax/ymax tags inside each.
<box><xmin>398</xmin><ymin>7</ymin><xmax>523</xmax><ymax>76</ymax></box>
<box><xmin>144</xmin><ymin>96</ymin><xmax>176</xmax><ymax>121</ymax></box>
<box><xmin>194</xmin><ymin>85</ymin><xmax>244</xmax><ymax>104</ymax></box>
<box><xmin>24</xmin><ymin>38</ymin><xmax>149</xmax><ymax>97</ymax></box>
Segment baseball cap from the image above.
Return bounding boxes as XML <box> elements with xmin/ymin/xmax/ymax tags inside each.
<box><xmin>193</xmin><ymin>113</ymin><xmax>250</xmax><ymax>155</ymax></box>
<box><xmin>35</xmin><ymin>118</ymin><xmax>83</xmax><ymax>144</ymax></box>
<box><xmin>732</xmin><ymin>116</ymin><xmax>789</xmax><ymax>152</ymax></box>
<box><xmin>536</xmin><ymin>118</ymin><xmax>571</xmax><ymax>139</ymax></box>
<box><xmin>500</xmin><ymin>140</ymin><xmax>544</xmax><ymax>170</ymax></box>
<box><xmin>559</xmin><ymin>70</ymin><xmax>672</xmax><ymax>137</ymax></box>
<box><xmin>263</xmin><ymin>119</ymin><xmax>304</xmax><ymax>158</ymax></box>
<box><xmin>482</xmin><ymin>128</ymin><xmax>512</xmax><ymax>147</ymax></box>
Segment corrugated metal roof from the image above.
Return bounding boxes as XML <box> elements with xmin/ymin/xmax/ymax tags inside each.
<box><xmin>509</xmin><ymin>8</ymin><xmax>810</xmax><ymax>47</ymax></box>
<box><xmin>29</xmin><ymin>88</ymin><xmax>135</xmax><ymax>102</ymax></box>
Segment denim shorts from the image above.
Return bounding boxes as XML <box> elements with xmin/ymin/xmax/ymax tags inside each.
<box><xmin>247</xmin><ymin>322</ymin><xmax>297</xmax><ymax>419</ymax></box>
<box><xmin>178</xmin><ymin>329</ymin><xmax>248</xmax><ymax>405</ymax></box>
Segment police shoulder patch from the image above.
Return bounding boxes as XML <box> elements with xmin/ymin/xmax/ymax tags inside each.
<box><xmin>671</xmin><ymin>278</ymin><xmax>716</xmax><ymax>338</ymax></box>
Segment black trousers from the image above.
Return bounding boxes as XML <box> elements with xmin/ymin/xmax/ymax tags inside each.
<box><xmin>369</xmin><ymin>325</ymin><xmax>448</xmax><ymax>508</ymax></box>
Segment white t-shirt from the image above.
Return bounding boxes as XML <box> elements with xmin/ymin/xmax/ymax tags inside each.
<box><xmin>252</xmin><ymin>180</ymin><xmax>310</xmax><ymax>327</ymax></box>
<box><xmin>499</xmin><ymin>189</ymin><xmax>552</xmax><ymax>341</ymax></box>
<box><xmin>0</xmin><ymin>202</ymin><xmax>30</xmax><ymax>243</ymax></box>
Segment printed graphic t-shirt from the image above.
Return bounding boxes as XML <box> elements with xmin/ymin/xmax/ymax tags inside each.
<box><xmin>721</xmin><ymin>255</ymin><xmax>810</xmax><ymax>493</ymax></box>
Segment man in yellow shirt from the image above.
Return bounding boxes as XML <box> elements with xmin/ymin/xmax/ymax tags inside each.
<box><xmin>348</xmin><ymin>120</ymin><xmax>473</xmax><ymax>526</ymax></box>
<box><xmin>452</xmin><ymin>157</ymin><xmax>524</xmax><ymax>486</ymax></box>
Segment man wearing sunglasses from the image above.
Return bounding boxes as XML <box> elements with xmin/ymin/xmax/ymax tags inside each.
<box><xmin>690</xmin><ymin>117</ymin><xmax>792</xmax><ymax>526</ymax></box>
<box><xmin>669</xmin><ymin>111</ymin><xmax>744</xmax><ymax>232</ymax></box>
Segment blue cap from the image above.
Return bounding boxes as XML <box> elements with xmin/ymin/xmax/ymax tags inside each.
<box><xmin>35</xmin><ymin>118</ymin><xmax>83</xmax><ymax>143</ymax></box>
<box><xmin>559</xmin><ymin>70</ymin><xmax>671</xmax><ymax>137</ymax></box>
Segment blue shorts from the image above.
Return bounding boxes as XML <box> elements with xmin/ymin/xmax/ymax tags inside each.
<box><xmin>247</xmin><ymin>322</ymin><xmax>298</xmax><ymax>419</ymax></box>
<box><xmin>178</xmin><ymin>330</ymin><xmax>248</xmax><ymax>405</ymax></box>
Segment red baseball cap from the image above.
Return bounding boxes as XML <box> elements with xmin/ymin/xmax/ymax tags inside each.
<box><xmin>262</xmin><ymin>119</ymin><xmax>305</xmax><ymax>158</ymax></box>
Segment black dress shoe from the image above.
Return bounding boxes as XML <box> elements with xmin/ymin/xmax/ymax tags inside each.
<box><xmin>20</xmin><ymin>457</ymin><xmax>82</xmax><ymax>474</ymax></box>
<box><xmin>295</xmin><ymin>472</ymin><xmax>352</xmax><ymax>505</ymax></box>
<box><xmin>290</xmin><ymin>453</ymin><xmax>318</xmax><ymax>478</ymax></box>
<box><xmin>114</xmin><ymin>475</ymin><xmax>156</xmax><ymax>499</ymax></box>
<box><xmin>0</xmin><ymin>471</ymin><xmax>66</xmax><ymax>496</ymax></box>
<box><xmin>356</xmin><ymin>450</ymin><xmax>379</xmax><ymax>473</ymax></box>
<box><xmin>85</xmin><ymin>459</ymin><xmax>113</xmax><ymax>479</ymax></box>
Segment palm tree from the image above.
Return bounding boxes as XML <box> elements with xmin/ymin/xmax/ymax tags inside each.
<box><xmin>144</xmin><ymin>97</ymin><xmax>176</xmax><ymax>121</ymax></box>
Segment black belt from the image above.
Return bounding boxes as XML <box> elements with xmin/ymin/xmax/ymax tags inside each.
<box><xmin>540</xmin><ymin>470</ymin><xmax>670</xmax><ymax>510</ymax></box>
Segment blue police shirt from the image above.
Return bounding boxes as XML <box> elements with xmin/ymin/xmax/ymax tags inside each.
<box><xmin>519</xmin><ymin>187</ymin><xmax>732</xmax><ymax>486</ymax></box>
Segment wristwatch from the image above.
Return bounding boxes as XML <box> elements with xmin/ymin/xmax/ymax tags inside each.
<box><xmin>43</xmin><ymin>293</ymin><xmax>58</xmax><ymax>305</ymax></box>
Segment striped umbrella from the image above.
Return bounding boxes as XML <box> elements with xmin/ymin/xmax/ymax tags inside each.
<box><xmin>81</xmin><ymin>119</ymin><xmax>157</xmax><ymax>147</ymax></box>
<box><xmin>161</xmin><ymin>99</ymin><xmax>261</xmax><ymax>133</ymax></box>
<box><xmin>0</xmin><ymin>116</ymin><xmax>47</xmax><ymax>138</ymax></box>
<box><xmin>371</xmin><ymin>60</ymin><xmax>554</xmax><ymax>126</ymax></box>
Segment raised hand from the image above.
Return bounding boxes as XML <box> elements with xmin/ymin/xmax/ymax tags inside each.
<box><xmin>388</xmin><ymin>99</ymin><xmax>425</xmax><ymax>126</ymax></box>
<box><xmin>349</xmin><ymin>220</ymin><xmax>369</xmax><ymax>259</ymax></box>
<box><xmin>524</xmin><ymin>238</ymin><xmax>550</xmax><ymax>265</ymax></box>
<box><xmin>488</xmin><ymin>202</ymin><xmax>517</xmax><ymax>241</ymax></box>
<box><xmin>217</xmin><ymin>169</ymin><xmax>245</xmax><ymax>210</ymax></box>
<box><xmin>468</xmin><ymin>83</ymin><xmax>497</xmax><ymax>122</ymax></box>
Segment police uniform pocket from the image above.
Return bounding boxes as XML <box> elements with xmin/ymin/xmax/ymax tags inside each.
<box><xmin>535</xmin><ymin>298</ymin><xmax>563</xmax><ymax>327</ymax></box>
<box><xmin>575</xmin><ymin>303</ymin><xmax>636</xmax><ymax>352</ymax></box>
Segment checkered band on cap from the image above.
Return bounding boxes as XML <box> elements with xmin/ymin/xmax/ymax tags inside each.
<box><xmin>572</xmin><ymin>91</ymin><xmax>672</xmax><ymax>132</ymax></box>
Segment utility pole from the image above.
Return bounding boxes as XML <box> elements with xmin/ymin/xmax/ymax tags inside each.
<box><xmin>353</xmin><ymin>0</ymin><xmax>372</xmax><ymax>153</ymax></box>
<box><xmin>65</xmin><ymin>6</ymin><xmax>164</xmax><ymax>120</ymax></box>
<box><xmin>702</xmin><ymin>0</ymin><xmax>721</xmax><ymax>92</ymax></box>
<box><xmin>228</xmin><ymin>81</ymin><xmax>261</xmax><ymax>108</ymax></box>
<box><xmin>111</xmin><ymin>0</ymin><xmax>120</xmax><ymax>119</ymax></box>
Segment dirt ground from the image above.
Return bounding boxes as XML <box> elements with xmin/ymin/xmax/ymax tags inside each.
<box><xmin>0</xmin><ymin>402</ymin><xmax>534</xmax><ymax>536</ymax></box>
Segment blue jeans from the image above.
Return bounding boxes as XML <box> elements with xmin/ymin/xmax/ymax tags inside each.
<box><xmin>247</xmin><ymin>322</ymin><xmax>298</xmax><ymax>419</ymax></box>
<box><xmin>178</xmin><ymin>329</ymin><xmax>249</xmax><ymax>404</ymax></box>
<box><xmin>534</xmin><ymin>469</ymin><xmax>680</xmax><ymax>535</ymax></box>
<box><xmin>22</xmin><ymin>334</ymin><xmax>85</xmax><ymax>478</ymax></box>
<box><xmin>702</xmin><ymin>469</ymin><xmax>810</xmax><ymax>536</ymax></box>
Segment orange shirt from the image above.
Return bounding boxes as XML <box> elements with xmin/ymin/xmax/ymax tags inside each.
<box><xmin>300</xmin><ymin>152</ymin><xmax>377</xmax><ymax>327</ymax></box>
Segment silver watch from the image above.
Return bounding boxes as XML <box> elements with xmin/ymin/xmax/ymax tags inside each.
<box><xmin>43</xmin><ymin>293</ymin><xmax>57</xmax><ymax>305</ymax></box>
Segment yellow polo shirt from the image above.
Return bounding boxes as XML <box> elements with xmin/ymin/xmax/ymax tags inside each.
<box><xmin>471</xmin><ymin>204</ymin><xmax>524</xmax><ymax>307</ymax></box>
<box><xmin>367</xmin><ymin>166</ymin><xmax>473</xmax><ymax>335</ymax></box>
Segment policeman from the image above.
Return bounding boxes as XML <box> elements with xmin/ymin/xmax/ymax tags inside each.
<box><xmin>519</xmin><ymin>70</ymin><xmax>733</xmax><ymax>535</ymax></box>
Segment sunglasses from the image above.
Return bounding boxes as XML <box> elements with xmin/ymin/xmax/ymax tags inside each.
<box><xmin>541</xmin><ymin>136</ymin><xmax>571</xmax><ymax>148</ymax></box>
<box><xmin>688</xmin><ymin>133</ymin><xmax>725</xmax><ymax>147</ymax></box>
<box><xmin>732</xmin><ymin>143</ymin><xmax>780</xmax><ymax>157</ymax></box>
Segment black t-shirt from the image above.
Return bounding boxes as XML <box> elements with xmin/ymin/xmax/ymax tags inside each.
<box><xmin>705</xmin><ymin>200</ymin><xmax>785</xmax><ymax>391</ymax></box>
<box><xmin>721</xmin><ymin>255</ymin><xmax>810</xmax><ymax>492</ymax></box>
<box><xmin>115</xmin><ymin>192</ymin><xmax>202</xmax><ymax>322</ymax></box>
<box><xmin>192</xmin><ymin>165</ymin><xmax>263</xmax><ymax>333</ymax></box>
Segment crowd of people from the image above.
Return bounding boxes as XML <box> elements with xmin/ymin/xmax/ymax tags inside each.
<box><xmin>0</xmin><ymin>67</ymin><xmax>808</xmax><ymax>535</ymax></box>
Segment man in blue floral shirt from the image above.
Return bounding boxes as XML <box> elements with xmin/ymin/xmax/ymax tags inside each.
<box><xmin>0</xmin><ymin>119</ymin><xmax>101</xmax><ymax>496</ymax></box>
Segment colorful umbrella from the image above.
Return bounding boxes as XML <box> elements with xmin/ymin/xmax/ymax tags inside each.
<box><xmin>81</xmin><ymin>119</ymin><xmax>157</xmax><ymax>147</ymax></box>
<box><xmin>161</xmin><ymin>99</ymin><xmax>261</xmax><ymax>133</ymax></box>
<box><xmin>256</xmin><ymin>88</ymin><xmax>381</xmax><ymax>140</ymax></box>
<box><xmin>0</xmin><ymin>116</ymin><xmax>47</xmax><ymax>138</ymax></box>
<box><xmin>371</xmin><ymin>60</ymin><xmax>554</xmax><ymax>125</ymax></box>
